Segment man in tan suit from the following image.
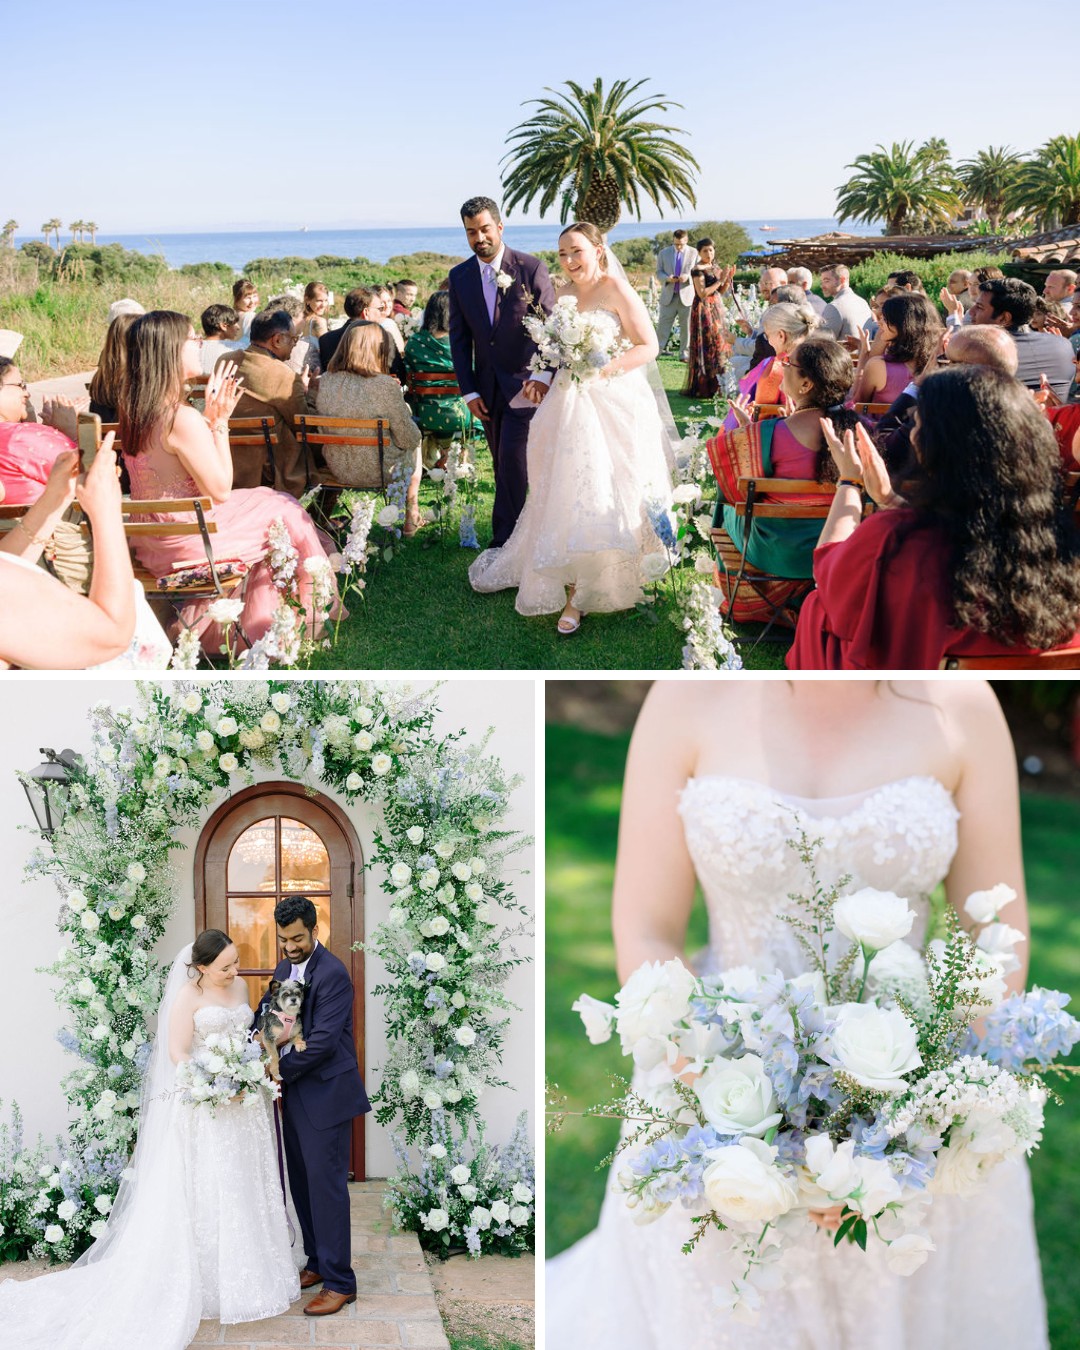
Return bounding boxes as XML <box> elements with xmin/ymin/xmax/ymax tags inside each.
<box><xmin>215</xmin><ymin>308</ymin><xmax>313</xmax><ymax>496</ymax></box>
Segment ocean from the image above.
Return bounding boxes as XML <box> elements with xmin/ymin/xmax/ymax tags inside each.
<box><xmin>13</xmin><ymin>219</ymin><xmax>881</xmax><ymax>271</ymax></box>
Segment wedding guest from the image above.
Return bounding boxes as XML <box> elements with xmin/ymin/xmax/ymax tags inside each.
<box><xmin>88</xmin><ymin>311</ymin><xmax>140</xmax><ymax>421</ymax></box>
<box><xmin>968</xmin><ymin>277</ymin><xmax>1075</xmax><ymax>400</ymax></box>
<box><xmin>403</xmin><ymin>290</ymin><xmax>482</xmax><ymax>465</ymax></box>
<box><xmin>885</xmin><ymin>269</ymin><xmax>924</xmax><ymax>293</ymax></box>
<box><xmin>107</xmin><ymin>297</ymin><xmax>145</xmax><ymax>324</ymax></box>
<box><xmin>316</xmin><ymin>321</ymin><xmax>423</xmax><ymax>531</ymax></box>
<box><xmin>300</xmin><ymin>281</ymin><xmax>330</xmax><ymax>339</ymax></box>
<box><xmin>1032</xmin><ymin>297</ymin><xmax>1071</xmax><ymax>334</ymax></box>
<box><xmin>787</xmin><ymin>267</ymin><xmax>827</xmax><ymax>317</ymax></box>
<box><xmin>319</xmin><ymin>287</ymin><xmax>374</xmax><ymax>370</ymax></box>
<box><xmin>655</xmin><ymin>230</ymin><xmax>698</xmax><ymax>360</ymax></box>
<box><xmin>864</xmin><ymin>284</ymin><xmax>905</xmax><ymax>342</ymax></box>
<box><xmin>122</xmin><ymin>310</ymin><xmax>339</xmax><ymax>651</ymax></box>
<box><xmin>232</xmin><ymin>278</ymin><xmax>261</xmax><ymax>334</ymax></box>
<box><xmin>684</xmin><ymin>240</ymin><xmax>732</xmax><ymax>397</ymax></box>
<box><xmin>722</xmin><ymin>300</ymin><xmax>820</xmax><ymax>428</ymax></box>
<box><xmin>851</xmin><ymin>292</ymin><xmax>943</xmax><ymax>405</ymax></box>
<box><xmin>819</xmin><ymin>264</ymin><xmax>873</xmax><ymax>341</ymax></box>
<box><xmin>198</xmin><ymin>304</ymin><xmax>245</xmax><ymax>375</ymax></box>
<box><xmin>393</xmin><ymin>279</ymin><xmax>418</xmax><ymax>316</ymax></box>
<box><xmin>218</xmin><ymin>308</ymin><xmax>313</xmax><ymax>495</ymax></box>
<box><xmin>0</xmin><ymin>435</ymin><xmax>138</xmax><ymax>668</ymax></box>
<box><xmin>729</xmin><ymin>267</ymin><xmax>790</xmax><ymax>375</ymax></box>
<box><xmin>945</xmin><ymin>269</ymin><xmax>973</xmax><ymax>311</ymax></box>
<box><xmin>1044</xmin><ymin>269</ymin><xmax>1077</xmax><ymax>309</ymax></box>
<box><xmin>0</xmin><ymin>358</ymin><xmax>77</xmax><ymax>503</ymax></box>
<box><xmin>268</xmin><ymin>294</ymin><xmax>320</xmax><ymax>378</ymax></box>
<box><xmin>709</xmin><ymin>336</ymin><xmax>859</xmax><ymax>623</ymax></box>
<box><xmin>788</xmin><ymin>366</ymin><xmax>1080</xmax><ymax>668</ymax></box>
<box><xmin>374</xmin><ymin>285</ymin><xmax>407</xmax><ymax>361</ymax></box>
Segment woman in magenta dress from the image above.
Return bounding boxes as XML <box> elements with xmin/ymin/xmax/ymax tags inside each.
<box><xmin>118</xmin><ymin>311</ymin><xmax>341</xmax><ymax>652</ymax></box>
<box><xmin>683</xmin><ymin>241</ymin><xmax>732</xmax><ymax>398</ymax></box>
<box><xmin>850</xmin><ymin>292</ymin><xmax>942</xmax><ymax>408</ymax></box>
<box><xmin>788</xmin><ymin>366</ymin><xmax>1080</xmax><ymax>669</ymax></box>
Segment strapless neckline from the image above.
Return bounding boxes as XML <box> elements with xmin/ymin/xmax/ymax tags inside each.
<box><xmin>683</xmin><ymin>773</ymin><xmax>954</xmax><ymax>819</ymax></box>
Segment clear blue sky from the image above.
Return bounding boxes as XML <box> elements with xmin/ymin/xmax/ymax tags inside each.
<box><xmin>7</xmin><ymin>0</ymin><xmax>1075</xmax><ymax>233</ymax></box>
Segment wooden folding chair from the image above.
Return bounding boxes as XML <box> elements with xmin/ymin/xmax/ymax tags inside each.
<box><xmin>227</xmin><ymin>415</ymin><xmax>279</xmax><ymax>486</ymax></box>
<box><xmin>852</xmin><ymin>402</ymin><xmax>891</xmax><ymax>419</ymax></box>
<box><xmin>407</xmin><ymin>370</ymin><xmax>462</xmax><ymax>399</ymax></box>
<box><xmin>941</xmin><ymin>648</ymin><xmax>1080</xmax><ymax>669</ymax></box>
<box><xmin>752</xmin><ymin>403</ymin><xmax>785</xmax><ymax>422</ymax></box>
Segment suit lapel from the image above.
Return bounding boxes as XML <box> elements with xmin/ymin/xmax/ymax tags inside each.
<box><xmin>492</xmin><ymin>247</ymin><xmax>515</xmax><ymax>331</ymax></box>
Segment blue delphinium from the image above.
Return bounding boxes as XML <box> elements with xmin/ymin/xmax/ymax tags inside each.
<box><xmin>973</xmin><ymin>988</ymin><xmax>1080</xmax><ymax>1073</ymax></box>
<box><xmin>459</xmin><ymin>505</ymin><xmax>479</xmax><ymax>550</ymax></box>
<box><xmin>645</xmin><ymin>498</ymin><xmax>677</xmax><ymax>551</ymax></box>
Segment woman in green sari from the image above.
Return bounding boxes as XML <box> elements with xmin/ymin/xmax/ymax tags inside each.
<box><xmin>404</xmin><ymin>291</ymin><xmax>483</xmax><ymax>466</ymax></box>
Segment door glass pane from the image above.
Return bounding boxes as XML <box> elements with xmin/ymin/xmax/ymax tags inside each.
<box><xmin>229</xmin><ymin>893</ymin><xmax>280</xmax><ymax>972</ymax></box>
<box><xmin>228</xmin><ymin>821</ymin><xmax>276</xmax><ymax>892</ymax></box>
<box><xmin>280</xmin><ymin>819</ymin><xmax>331</xmax><ymax>892</ymax></box>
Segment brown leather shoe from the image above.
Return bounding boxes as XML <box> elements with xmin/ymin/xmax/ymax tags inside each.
<box><xmin>303</xmin><ymin>1288</ymin><xmax>356</xmax><ymax>1316</ymax></box>
<box><xmin>299</xmin><ymin>1268</ymin><xmax>323</xmax><ymax>1290</ymax></box>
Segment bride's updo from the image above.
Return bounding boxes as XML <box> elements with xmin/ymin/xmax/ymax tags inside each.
<box><xmin>560</xmin><ymin>221</ymin><xmax>608</xmax><ymax>272</ymax></box>
<box><xmin>187</xmin><ymin>928</ymin><xmax>233</xmax><ymax>986</ymax></box>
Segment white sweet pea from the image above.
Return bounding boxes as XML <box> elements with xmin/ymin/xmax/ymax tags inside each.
<box><xmin>407</xmin><ymin>826</ymin><xmax>425</xmax><ymax>844</ymax></box>
<box><xmin>831</xmin><ymin>1003</ymin><xmax>922</xmax><ymax>1093</ymax></box>
<box><xmin>975</xmin><ymin>923</ymin><xmax>1026</xmax><ymax>976</ymax></box>
<box><xmin>804</xmin><ymin>1135</ymin><xmax>901</xmax><ymax>1217</ymax></box>
<box><xmin>572</xmin><ymin>993</ymin><xmax>616</xmax><ymax>1045</ymax></box>
<box><xmin>885</xmin><ymin>1232</ymin><xmax>936</xmax><ymax>1275</ymax></box>
<box><xmin>701</xmin><ymin>1138</ymin><xmax>798</xmax><ymax>1225</ymax></box>
<box><xmin>964</xmin><ymin>884</ymin><xmax>1017</xmax><ymax>926</ymax></box>
<box><xmin>615</xmin><ymin>959</ymin><xmax>697</xmax><ymax>1069</ymax></box>
<box><xmin>833</xmin><ymin>888</ymin><xmax>915</xmax><ymax>953</ymax></box>
<box><xmin>789</xmin><ymin>969</ymin><xmax>828</xmax><ymax>1006</ymax></box>
<box><xmin>695</xmin><ymin>1054</ymin><xmax>782</xmax><ymax>1137</ymax></box>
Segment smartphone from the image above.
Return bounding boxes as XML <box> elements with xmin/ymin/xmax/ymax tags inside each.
<box><xmin>76</xmin><ymin>412</ymin><xmax>102</xmax><ymax>473</ymax></box>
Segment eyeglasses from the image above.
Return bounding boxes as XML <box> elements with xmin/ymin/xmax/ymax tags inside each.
<box><xmin>1</xmin><ymin>379</ymin><xmax>28</xmax><ymax>392</ymax></box>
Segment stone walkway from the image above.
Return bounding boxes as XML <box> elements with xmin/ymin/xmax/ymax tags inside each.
<box><xmin>192</xmin><ymin>1181</ymin><xmax>450</xmax><ymax>1350</ymax></box>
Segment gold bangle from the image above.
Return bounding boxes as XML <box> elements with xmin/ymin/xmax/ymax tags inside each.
<box><xmin>13</xmin><ymin>517</ymin><xmax>52</xmax><ymax>547</ymax></box>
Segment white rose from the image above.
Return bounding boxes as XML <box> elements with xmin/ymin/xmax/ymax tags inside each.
<box><xmin>206</xmin><ymin>599</ymin><xmax>243</xmax><ymax>626</ymax></box>
<box><xmin>694</xmin><ymin>1054</ymin><xmax>782</xmax><ymax>1137</ymax></box>
<box><xmin>56</xmin><ymin>1199</ymin><xmax>76</xmax><ymax>1220</ymax></box>
<box><xmin>420</xmin><ymin>868</ymin><xmax>440</xmax><ymax>891</ymax></box>
<box><xmin>108</xmin><ymin>906</ymin><xmax>123</xmax><ymax>921</ymax></box>
<box><xmin>572</xmin><ymin>994</ymin><xmax>616</xmax><ymax>1045</ymax></box>
<box><xmin>435</xmin><ymin>840</ymin><xmax>455</xmax><ymax>859</ymax></box>
<box><xmin>450</xmin><ymin>992</ymin><xmax>466</xmax><ymax>1009</ymax></box>
<box><xmin>455</xmin><ymin>1024</ymin><xmax>476</xmax><ymax>1046</ymax></box>
<box><xmin>238</xmin><ymin>727</ymin><xmax>264</xmax><ymax>750</ymax></box>
<box><xmin>470</xmin><ymin>1205</ymin><xmax>492</xmax><ymax>1230</ymax></box>
<box><xmin>615</xmin><ymin>959</ymin><xmax>697</xmax><ymax>1069</ymax></box>
<box><xmin>260</xmin><ymin>710</ymin><xmax>281</xmax><ymax>733</ymax></box>
<box><xmin>641</xmin><ymin>553</ymin><xmax>669</xmax><ymax>582</ymax></box>
<box><xmin>219</xmin><ymin>753</ymin><xmax>238</xmax><ymax>773</ymax></box>
<box><xmin>423</xmin><ymin>1207</ymin><xmax>449</xmax><ymax>1231</ymax></box>
<box><xmin>377</xmin><ymin>504</ymin><xmax>401</xmax><ymax>528</ymax></box>
<box><xmin>975</xmin><ymin>923</ymin><xmax>1026</xmax><ymax>976</ymax></box>
<box><xmin>509</xmin><ymin>1205</ymin><xmax>530</xmax><ymax>1226</ymax></box>
<box><xmin>468</xmin><ymin>857</ymin><xmax>486</xmax><ymax>875</ymax></box>
<box><xmin>672</xmin><ymin>483</ymin><xmax>702</xmax><ymax>505</ymax></box>
<box><xmin>153</xmin><ymin>755</ymin><xmax>170</xmax><ymax>777</ymax></box>
<box><xmin>271</xmin><ymin>691</ymin><xmax>291</xmax><ymax>713</ymax></box>
<box><xmin>44</xmin><ymin>1225</ymin><xmax>65</xmax><ymax>1244</ymax></box>
<box><xmin>391</xmin><ymin>862</ymin><xmax>413</xmax><ymax>887</ymax></box>
<box><xmin>130</xmin><ymin>914</ymin><xmax>146</xmax><ymax>930</ymax></box>
<box><xmin>353</xmin><ymin>730</ymin><xmax>375</xmax><ymax>752</ymax></box>
<box><xmin>427</xmin><ymin>1143</ymin><xmax>447</xmax><ymax>1159</ymax></box>
<box><xmin>94</xmin><ymin>1193</ymin><xmax>112</xmax><ymax>1215</ymax></box>
<box><xmin>964</xmin><ymin>885</ymin><xmax>1017</xmax><ymax>926</ymax></box>
<box><xmin>98</xmin><ymin>746</ymin><xmax>116</xmax><ymax>763</ymax></box>
<box><xmin>511</xmin><ymin>1183</ymin><xmax>533</xmax><ymax>1204</ymax></box>
<box><xmin>885</xmin><ymin>1232</ymin><xmax>936</xmax><ymax>1275</ymax></box>
<box><xmin>459</xmin><ymin>1184</ymin><xmax>478</xmax><ymax>1201</ymax></box>
<box><xmin>474</xmin><ymin>902</ymin><xmax>493</xmax><ymax>923</ymax></box>
<box><xmin>465</xmin><ymin>882</ymin><xmax>483</xmax><ymax>902</ymax></box>
<box><xmin>354</xmin><ymin>704</ymin><xmax>375</xmax><ymax>725</ymax></box>
<box><xmin>831</xmin><ymin>1003</ymin><xmax>922</xmax><ymax>1093</ymax></box>
<box><xmin>419</xmin><ymin>920</ymin><xmax>435</xmax><ymax>938</ymax></box>
<box><xmin>126</xmin><ymin>863</ymin><xmax>146</xmax><ymax>883</ymax></box>
<box><xmin>833</xmin><ymin>888</ymin><xmax>915</xmax><ymax>953</ymax></box>
<box><xmin>89</xmin><ymin>1219</ymin><xmax>108</xmax><ymax>1239</ymax></box>
<box><xmin>452</xmin><ymin>862</ymin><xmax>471</xmax><ymax>882</ymax></box>
<box><xmin>866</xmin><ymin>939</ymin><xmax>927</xmax><ymax>989</ymax></box>
<box><xmin>76</xmin><ymin>978</ymin><xmax>95</xmax><ymax>998</ymax></box>
<box><xmin>423</xmin><ymin>1089</ymin><xmax>443</xmax><ymax>1110</ymax></box>
<box><xmin>388</xmin><ymin>907</ymin><xmax>407</xmax><ymax>927</ymax></box>
<box><xmin>216</xmin><ymin>716</ymin><xmax>238</xmax><ymax>737</ymax></box>
<box><xmin>929</xmin><ymin>1139</ymin><xmax>984</xmax><ymax>1196</ymax></box>
<box><xmin>181</xmin><ymin>692</ymin><xmax>202</xmax><ymax>714</ymax></box>
<box><xmin>407</xmin><ymin>826</ymin><xmax>425</xmax><ymax>845</ymax></box>
<box><xmin>399</xmin><ymin>1070</ymin><xmax>421</xmax><ymax>1098</ymax></box>
<box><xmin>701</xmin><ymin>1138</ymin><xmax>797</xmax><ymax>1225</ymax></box>
<box><xmin>346</xmin><ymin>772</ymin><xmax>362</xmax><ymax>791</ymax></box>
<box><xmin>81</xmin><ymin>910</ymin><xmax>101</xmax><ymax>933</ymax></box>
<box><xmin>450</xmin><ymin>1165</ymin><xmax>471</xmax><ymax>1185</ymax></box>
<box><xmin>371</xmin><ymin>754</ymin><xmax>392</xmax><ymax>776</ymax></box>
<box><xmin>490</xmin><ymin>1200</ymin><xmax>510</xmax><ymax>1223</ymax></box>
<box><xmin>428</xmin><ymin>915</ymin><xmax>450</xmax><ymax>936</ymax></box>
<box><xmin>195</xmin><ymin>730</ymin><xmax>214</xmax><ymax>752</ymax></box>
<box><xmin>66</xmin><ymin>890</ymin><xmax>87</xmax><ymax>912</ymax></box>
<box><xmin>426</xmin><ymin>953</ymin><xmax>447</xmax><ymax>972</ymax></box>
<box><xmin>432</xmin><ymin>1009</ymin><xmax>451</xmax><ymax>1027</ymax></box>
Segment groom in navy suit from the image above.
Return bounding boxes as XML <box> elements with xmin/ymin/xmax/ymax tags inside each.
<box><xmin>257</xmin><ymin>896</ymin><xmax>369</xmax><ymax>1319</ymax></box>
<box><xmin>448</xmin><ymin>195</ymin><xmax>556</xmax><ymax>546</ymax></box>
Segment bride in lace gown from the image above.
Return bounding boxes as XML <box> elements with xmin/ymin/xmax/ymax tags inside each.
<box><xmin>0</xmin><ymin>931</ymin><xmax>301</xmax><ymax>1349</ymax></box>
<box><xmin>469</xmin><ymin>223</ymin><xmax>673</xmax><ymax>633</ymax></box>
<box><xmin>547</xmin><ymin>681</ymin><xmax>1049</xmax><ymax>1350</ymax></box>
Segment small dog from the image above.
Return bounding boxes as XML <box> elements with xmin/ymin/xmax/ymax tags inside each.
<box><xmin>257</xmin><ymin>979</ymin><xmax>306</xmax><ymax>1081</ymax></box>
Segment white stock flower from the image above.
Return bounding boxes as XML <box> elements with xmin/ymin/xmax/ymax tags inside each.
<box><xmin>407</xmin><ymin>826</ymin><xmax>424</xmax><ymax>844</ymax></box>
<box><xmin>885</xmin><ymin>1232</ymin><xmax>936</xmax><ymax>1275</ymax></box>
<box><xmin>371</xmin><ymin>753</ymin><xmax>392</xmax><ymax>776</ymax></box>
<box><xmin>450</xmin><ymin>1164</ymin><xmax>471</xmax><ymax>1185</ymax></box>
<box><xmin>831</xmin><ymin>1003</ymin><xmax>922</xmax><ymax>1093</ymax></box>
<box><xmin>572</xmin><ymin>993</ymin><xmax>616</xmax><ymax>1045</ymax></box>
<box><xmin>615</xmin><ymin>959</ymin><xmax>697</xmax><ymax>1069</ymax></box>
<box><xmin>701</xmin><ymin>1138</ymin><xmax>797</xmax><ymax>1225</ymax></box>
<box><xmin>964</xmin><ymin>885</ymin><xmax>1017</xmax><ymax>926</ymax></box>
<box><xmin>833</xmin><ymin>888</ymin><xmax>915</xmax><ymax>953</ymax></box>
<box><xmin>695</xmin><ymin>1054</ymin><xmax>782</xmax><ymax>1137</ymax></box>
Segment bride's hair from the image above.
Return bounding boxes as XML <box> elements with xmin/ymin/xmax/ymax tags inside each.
<box><xmin>187</xmin><ymin>928</ymin><xmax>233</xmax><ymax>987</ymax></box>
<box><xmin>560</xmin><ymin>221</ymin><xmax>607</xmax><ymax>272</ymax></box>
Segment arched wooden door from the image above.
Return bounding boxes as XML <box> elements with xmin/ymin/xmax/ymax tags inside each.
<box><xmin>194</xmin><ymin>782</ymin><xmax>367</xmax><ymax>1179</ymax></box>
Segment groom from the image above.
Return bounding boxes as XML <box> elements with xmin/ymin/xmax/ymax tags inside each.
<box><xmin>257</xmin><ymin>895</ymin><xmax>369</xmax><ymax>1318</ymax></box>
<box><xmin>448</xmin><ymin>194</ymin><xmax>556</xmax><ymax>546</ymax></box>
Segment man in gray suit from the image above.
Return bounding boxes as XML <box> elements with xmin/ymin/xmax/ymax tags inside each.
<box><xmin>655</xmin><ymin>230</ymin><xmax>699</xmax><ymax>360</ymax></box>
<box><xmin>819</xmin><ymin>263</ymin><xmax>872</xmax><ymax>340</ymax></box>
<box><xmin>787</xmin><ymin>266</ymin><xmax>827</xmax><ymax>318</ymax></box>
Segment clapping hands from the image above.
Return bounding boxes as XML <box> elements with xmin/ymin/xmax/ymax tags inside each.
<box><xmin>728</xmin><ymin>392</ymin><xmax>755</xmax><ymax>427</ymax></box>
<box><xmin>204</xmin><ymin>363</ymin><xmax>244</xmax><ymax>424</ymax></box>
<box><xmin>820</xmin><ymin>418</ymin><xmax>898</xmax><ymax>507</ymax></box>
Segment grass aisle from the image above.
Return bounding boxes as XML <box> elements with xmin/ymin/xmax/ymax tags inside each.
<box><xmin>307</xmin><ymin>356</ymin><xmax>788</xmax><ymax>671</ymax></box>
<box><xmin>544</xmin><ymin>721</ymin><xmax>1080</xmax><ymax>1346</ymax></box>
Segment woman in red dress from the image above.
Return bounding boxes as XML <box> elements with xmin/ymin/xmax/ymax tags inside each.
<box><xmin>788</xmin><ymin>366</ymin><xmax>1080</xmax><ymax>669</ymax></box>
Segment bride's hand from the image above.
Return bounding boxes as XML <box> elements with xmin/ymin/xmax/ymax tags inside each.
<box><xmin>809</xmin><ymin>1206</ymin><xmax>845</xmax><ymax>1233</ymax></box>
<box><xmin>521</xmin><ymin>379</ymin><xmax>549</xmax><ymax>404</ymax></box>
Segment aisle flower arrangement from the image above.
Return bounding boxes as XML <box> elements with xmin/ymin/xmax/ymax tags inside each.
<box><xmin>12</xmin><ymin>681</ymin><xmax>532</xmax><ymax>1262</ymax></box>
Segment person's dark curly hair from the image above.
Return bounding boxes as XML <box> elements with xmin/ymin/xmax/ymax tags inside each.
<box><xmin>880</xmin><ymin>292</ymin><xmax>942</xmax><ymax>369</ymax></box>
<box><xmin>906</xmin><ymin>366</ymin><xmax>1080</xmax><ymax>648</ymax></box>
<box><xmin>786</xmin><ymin>335</ymin><xmax>859</xmax><ymax>482</ymax></box>
<box><xmin>275</xmin><ymin>895</ymin><xmax>318</xmax><ymax>931</ymax></box>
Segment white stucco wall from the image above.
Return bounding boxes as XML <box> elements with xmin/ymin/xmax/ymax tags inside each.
<box><xmin>0</xmin><ymin>677</ymin><xmax>535</xmax><ymax>1177</ymax></box>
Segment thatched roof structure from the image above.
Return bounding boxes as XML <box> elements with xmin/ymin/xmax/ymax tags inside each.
<box><xmin>738</xmin><ymin>230</ymin><xmax>1007</xmax><ymax>270</ymax></box>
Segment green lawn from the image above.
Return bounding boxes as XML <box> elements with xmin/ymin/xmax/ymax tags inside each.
<box><xmin>300</xmin><ymin>356</ymin><xmax>789</xmax><ymax>672</ymax></box>
<box><xmin>544</xmin><ymin>720</ymin><xmax>1080</xmax><ymax>1348</ymax></box>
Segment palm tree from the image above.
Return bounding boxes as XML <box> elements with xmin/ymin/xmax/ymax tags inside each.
<box><xmin>835</xmin><ymin>141</ymin><xmax>963</xmax><ymax>235</ymax></box>
<box><xmin>1</xmin><ymin>220</ymin><xmax>17</xmax><ymax>248</ymax></box>
<box><xmin>41</xmin><ymin>218</ymin><xmax>62</xmax><ymax>248</ymax></box>
<box><xmin>957</xmin><ymin>146</ymin><xmax>1024</xmax><ymax>232</ymax></box>
<box><xmin>500</xmin><ymin>77</ymin><xmax>699</xmax><ymax>234</ymax></box>
<box><xmin>85</xmin><ymin>220</ymin><xmax>98</xmax><ymax>245</ymax></box>
<box><xmin>69</xmin><ymin>219</ymin><xmax>85</xmax><ymax>243</ymax></box>
<box><xmin>1007</xmin><ymin>134</ymin><xmax>1080</xmax><ymax>229</ymax></box>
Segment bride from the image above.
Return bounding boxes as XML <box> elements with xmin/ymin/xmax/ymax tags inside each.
<box><xmin>546</xmin><ymin>680</ymin><xmax>1049</xmax><ymax>1349</ymax></box>
<box><xmin>468</xmin><ymin>222</ymin><xmax>674</xmax><ymax>634</ymax></box>
<box><xmin>0</xmin><ymin>930</ymin><xmax>301</xmax><ymax>1349</ymax></box>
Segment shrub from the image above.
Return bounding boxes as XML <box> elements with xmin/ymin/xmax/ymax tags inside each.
<box><xmin>848</xmin><ymin>248</ymin><xmax>1011</xmax><ymax>307</ymax></box>
<box><xmin>178</xmin><ymin>261</ymin><xmax>234</xmax><ymax>284</ymax></box>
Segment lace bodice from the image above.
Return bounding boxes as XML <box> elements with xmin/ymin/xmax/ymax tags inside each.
<box><xmin>192</xmin><ymin>1002</ymin><xmax>253</xmax><ymax>1050</ymax></box>
<box><xmin>678</xmin><ymin>775</ymin><xmax>960</xmax><ymax>973</ymax></box>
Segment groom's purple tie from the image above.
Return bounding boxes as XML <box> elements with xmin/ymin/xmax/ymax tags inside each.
<box><xmin>482</xmin><ymin>264</ymin><xmax>497</xmax><ymax>324</ymax></box>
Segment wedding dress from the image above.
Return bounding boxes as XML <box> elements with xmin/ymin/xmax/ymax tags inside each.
<box><xmin>546</xmin><ymin>775</ymin><xmax>1049</xmax><ymax>1350</ymax></box>
<box><xmin>0</xmin><ymin>946</ymin><xmax>301</xmax><ymax>1349</ymax></box>
<box><xmin>468</xmin><ymin>311</ymin><xmax>674</xmax><ymax>616</ymax></box>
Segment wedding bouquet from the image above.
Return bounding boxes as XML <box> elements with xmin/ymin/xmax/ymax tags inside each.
<box><xmin>523</xmin><ymin>296</ymin><xmax>630</xmax><ymax>383</ymax></box>
<box><xmin>175</xmin><ymin>1027</ymin><xmax>279</xmax><ymax>1116</ymax></box>
<box><xmin>568</xmin><ymin>842</ymin><xmax>1079</xmax><ymax>1323</ymax></box>
<box><xmin>395</xmin><ymin>306</ymin><xmax>423</xmax><ymax>339</ymax></box>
